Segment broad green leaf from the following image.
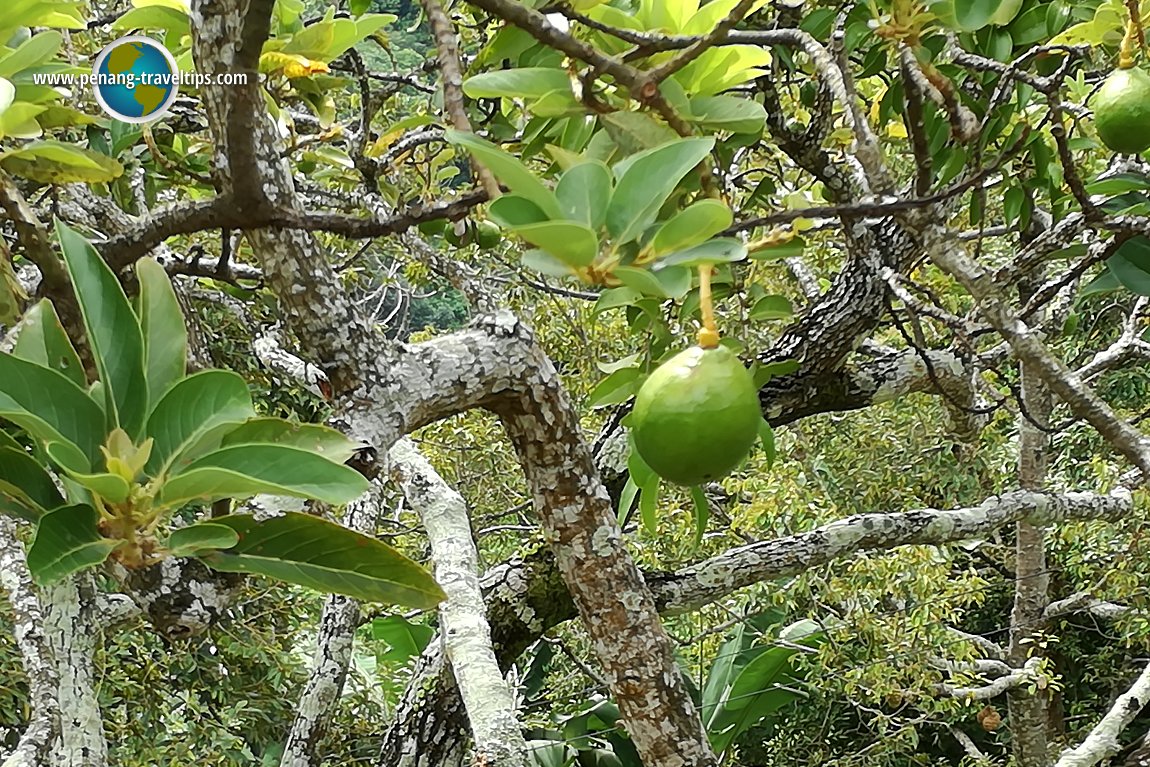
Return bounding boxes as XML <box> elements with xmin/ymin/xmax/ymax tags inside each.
<box><xmin>613</xmin><ymin>266</ymin><xmax>669</xmax><ymax>298</ymax></box>
<box><xmin>488</xmin><ymin>194</ymin><xmax>549</xmax><ymax>228</ymax></box>
<box><xmin>1080</xmin><ymin>264</ymin><xmax>1123</xmax><ymax>298</ymax></box>
<box><xmin>166</xmin><ymin>522</ymin><xmax>240</xmax><ymax>557</ymax></box>
<box><xmin>26</xmin><ymin>504</ymin><xmax>119</xmax><ymax>584</ymax></box>
<box><xmin>135</xmin><ymin>257</ymin><xmax>187</xmax><ymax>404</ymax></box>
<box><xmin>687</xmin><ymin>96</ymin><xmax>767</xmax><ymax>134</ymax></box>
<box><xmin>606</xmin><ymin>137</ymin><xmax>715</xmax><ymax>243</ymax></box>
<box><xmin>594</xmin><ymin>286</ymin><xmax>642</xmax><ymax>314</ymax></box>
<box><xmin>1108</xmin><ymin>237</ymin><xmax>1150</xmax><ymax>296</ymax></box>
<box><xmin>555</xmin><ymin>161</ymin><xmax>612</xmax><ymax>230</ymax></box>
<box><xmin>675</xmin><ymin>46</ymin><xmax>771</xmax><ymax>97</ymax></box>
<box><xmin>749</xmin><ymin>235</ymin><xmax>806</xmax><ymax>261</ymax></box>
<box><xmin>444</xmin><ymin>130</ymin><xmax>562</xmax><ymax>218</ymax></box>
<box><xmin>656</xmin><ymin>238</ymin><xmax>746</xmax><ymax>269</ymax></box>
<box><xmin>600</xmin><ymin>111</ymin><xmax>679</xmax><ymax>154</ymax></box>
<box><xmin>201</xmin><ymin>512</ymin><xmax>446</xmax><ymax>608</ymax></box>
<box><xmin>521</xmin><ymin>249</ymin><xmax>575</xmax><ymax>279</ymax></box>
<box><xmin>639</xmin><ymin>471</ymin><xmax>659</xmax><ymax>535</ymax></box>
<box><xmin>0</xmin><ymin>78</ymin><xmax>14</xmax><ymax>116</ymax></box>
<box><xmin>0</xmin><ymin>31</ymin><xmax>62</xmax><ymax>79</ymax></box>
<box><xmin>749</xmin><ymin>294</ymin><xmax>794</xmax><ymax>321</ymax></box>
<box><xmin>683</xmin><ymin>0</ymin><xmax>769</xmax><ymax>34</ymax></box>
<box><xmin>221</xmin><ymin>418</ymin><xmax>365</xmax><ymax>463</ymax></box>
<box><xmin>463</xmin><ymin>67</ymin><xmax>572</xmax><ymax>100</ymax></box>
<box><xmin>56</xmin><ymin>221</ymin><xmax>147</xmax><ymax>437</ymax></box>
<box><xmin>0</xmin><ymin>141</ymin><xmax>123</xmax><ymax>184</ymax></box>
<box><xmin>0</xmin><ymin>351</ymin><xmax>105</xmax><ymax>467</ymax></box>
<box><xmin>0</xmin><ymin>446</ymin><xmax>64</xmax><ymax>521</ymax></box>
<box><xmin>46</xmin><ymin>442</ymin><xmax>130</xmax><ymax>504</ymax></box>
<box><xmin>0</xmin><ymin>102</ymin><xmax>46</xmax><ymax>139</ymax></box>
<box><xmin>936</xmin><ymin>0</ymin><xmax>1006</xmax><ymax>31</ymax></box>
<box><xmin>111</xmin><ymin>5</ymin><xmax>189</xmax><ymax>32</ymax></box>
<box><xmin>651</xmin><ymin>200</ymin><xmax>734</xmax><ymax>256</ymax></box>
<box><xmin>372</xmin><ymin>615</ymin><xmax>435</xmax><ymax>661</ymax></box>
<box><xmin>158</xmin><ymin>444</ymin><xmax>370</xmax><ymax>508</ymax></box>
<box><xmin>588</xmin><ymin>367</ymin><xmax>642</xmax><ymax>408</ymax></box>
<box><xmin>11</xmin><ymin>299</ymin><xmax>85</xmax><ymax>386</ymax></box>
<box><xmin>654</xmin><ymin>265</ymin><xmax>693</xmax><ymax>300</ymax></box>
<box><xmin>145</xmin><ymin>370</ymin><xmax>255</xmax><ymax>475</ymax></box>
<box><xmin>511</xmin><ymin>221</ymin><xmax>599</xmax><ymax>267</ymax></box>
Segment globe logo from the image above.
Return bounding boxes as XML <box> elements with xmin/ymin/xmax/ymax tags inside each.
<box><xmin>91</xmin><ymin>35</ymin><xmax>179</xmax><ymax>123</ymax></box>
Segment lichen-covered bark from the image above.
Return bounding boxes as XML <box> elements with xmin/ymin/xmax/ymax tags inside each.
<box><xmin>280</xmin><ymin>492</ymin><xmax>379</xmax><ymax>767</ymax></box>
<box><xmin>390</xmin><ymin>439</ymin><xmax>529</xmax><ymax>767</ymax></box>
<box><xmin>41</xmin><ymin>575</ymin><xmax>106</xmax><ymax>767</ymax></box>
<box><xmin>1055</xmin><ymin>662</ymin><xmax>1150</xmax><ymax>767</ymax></box>
<box><xmin>0</xmin><ymin>519</ymin><xmax>58</xmax><ymax>767</ymax></box>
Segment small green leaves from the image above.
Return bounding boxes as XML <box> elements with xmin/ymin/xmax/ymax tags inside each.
<box><xmin>56</xmin><ymin>220</ymin><xmax>148</xmax><ymax>437</ymax></box>
<box><xmin>166</xmin><ymin>522</ymin><xmax>241</xmax><ymax>557</ymax></box>
<box><xmin>26</xmin><ymin>504</ymin><xmax>119</xmax><ymax>585</ymax></box>
<box><xmin>200</xmin><ymin>512</ymin><xmax>446</xmax><ymax>608</ymax></box>
<box><xmin>157</xmin><ymin>444</ymin><xmax>370</xmax><ymax>508</ymax></box>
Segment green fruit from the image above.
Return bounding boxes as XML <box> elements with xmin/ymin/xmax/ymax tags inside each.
<box><xmin>631</xmin><ymin>345</ymin><xmax>761</xmax><ymax>487</ymax></box>
<box><xmin>1092</xmin><ymin>68</ymin><xmax>1150</xmax><ymax>155</ymax></box>
<box><xmin>475</xmin><ymin>220</ymin><xmax>502</xmax><ymax>249</ymax></box>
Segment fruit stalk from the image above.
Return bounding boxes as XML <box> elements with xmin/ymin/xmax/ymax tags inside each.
<box><xmin>697</xmin><ymin>264</ymin><xmax>720</xmax><ymax>348</ymax></box>
<box><xmin>1120</xmin><ymin>0</ymin><xmax>1145</xmax><ymax>69</ymax></box>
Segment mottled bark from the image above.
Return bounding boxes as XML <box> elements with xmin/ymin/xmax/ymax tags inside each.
<box><xmin>280</xmin><ymin>491</ymin><xmax>379</xmax><ymax>767</ymax></box>
<box><xmin>1008</xmin><ymin>277</ymin><xmax>1053</xmax><ymax>767</ymax></box>
<box><xmin>1055</xmin><ymin>663</ymin><xmax>1150</xmax><ymax>767</ymax></box>
<box><xmin>390</xmin><ymin>439</ymin><xmax>529</xmax><ymax>767</ymax></box>
<box><xmin>41</xmin><ymin>575</ymin><xmax>105</xmax><ymax>767</ymax></box>
<box><xmin>0</xmin><ymin>519</ymin><xmax>58</xmax><ymax>767</ymax></box>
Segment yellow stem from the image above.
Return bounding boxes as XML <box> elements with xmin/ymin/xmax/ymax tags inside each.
<box><xmin>1120</xmin><ymin>1</ymin><xmax>1143</xmax><ymax>69</ymax></box>
<box><xmin>697</xmin><ymin>264</ymin><xmax>720</xmax><ymax>348</ymax></box>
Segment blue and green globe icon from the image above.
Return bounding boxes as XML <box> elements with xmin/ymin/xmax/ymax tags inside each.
<box><xmin>92</xmin><ymin>35</ymin><xmax>179</xmax><ymax>123</ymax></box>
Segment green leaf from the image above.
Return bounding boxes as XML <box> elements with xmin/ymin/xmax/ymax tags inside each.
<box><xmin>639</xmin><ymin>471</ymin><xmax>659</xmax><ymax>536</ymax></box>
<box><xmin>443</xmin><ymin>130</ymin><xmax>562</xmax><ymax>218</ymax></box>
<box><xmin>521</xmin><ymin>249</ymin><xmax>576</xmax><ymax>279</ymax></box>
<box><xmin>46</xmin><ymin>442</ymin><xmax>130</xmax><ymax>503</ymax></box>
<box><xmin>687</xmin><ymin>96</ymin><xmax>767</xmax><ymax>134</ymax></box>
<box><xmin>1108</xmin><ymin>237</ymin><xmax>1150</xmax><ymax>296</ymax></box>
<box><xmin>510</xmin><ymin>221</ymin><xmax>599</xmax><ymax>267</ymax></box>
<box><xmin>221</xmin><ymin>418</ymin><xmax>365</xmax><ymax>463</ymax></box>
<box><xmin>613</xmin><ymin>266</ymin><xmax>669</xmax><ymax>298</ymax></box>
<box><xmin>0</xmin><ymin>141</ymin><xmax>123</xmax><ymax>184</ymax></box>
<box><xmin>111</xmin><ymin>5</ymin><xmax>189</xmax><ymax>32</ymax></box>
<box><xmin>201</xmin><ymin>512</ymin><xmax>446</xmax><ymax>608</ymax></box>
<box><xmin>0</xmin><ymin>31</ymin><xmax>62</xmax><ymax>79</ymax></box>
<box><xmin>616</xmin><ymin>475</ymin><xmax>640</xmax><ymax>525</ymax></box>
<box><xmin>0</xmin><ymin>351</ymin><xmax>105</xmax><ymax>468</ymax></box>
<box><xmin>655</xmin><ymin>238</ymin><xmax>747</xmax><ymax>269</ymax></box>
<box><xmin>26</xmin><ymin>504</ymin><xmax>119</xmax><ymax>584</ymax></box>
<box><xmin>749</xmin><ymin>235</ymin><xmax>806</xmax><ymax>261</ymax></box>
<box><xmin>555</xmin><ymin>161</ymin><xmax>612</xmax><ymax>230</ymax></box>
<box><xmin>0</xmin><ymin>102</ymin><xmax>46</xmax><ymax>140</ymax></box>
<box><xmin>654</xmin><ymin>265</ymin><xmax>693</xmax><ymax>300</ymax></box>
<box><xmin>945</xmin><ymin>0</ymin><xmax>1006</xmax><ymax>31</ymax></box>
<box><xmin>606</xmin><ymin>137</ymin><xmax>715</xmax><ymax>243</ymax></box>
<box><xmin>371</xmin><ymin>615</ymin><xmax>435</xmax><ymax>661</ymax></box>
<box><xmin>594</xmin><ymin>286</ymin><xmax>642</xmax><ymax>314</ymax></box>
<box><xmin>462</xmin><ymin>67</ymin><xmax>572</xmax><ymax>100</ymax></box>
<box><xmin>166</xmin><ymin>522</ymin><xmax>240</xmax><ymax>557</ymax></box>
<box><xmin>651</xmin><ymin>199</ymin><xmax>734</xmax><ymax>255</ymax></box>
<box><xmin>0</xmin><ymin>446</ymin><xmax>64</xmax><ymax>521</ymax></box>
<box><xmin>11</xmin><ymin>299</ymin><xmax>85</xmax><ymax>386</ymax></box>
<box><xmin>135</xmin><ymin>258</ymin><xmax>187</xmax><ymax>404</ymax></box>
<box><xmin>157</xmin><ymin>445</ymin><xmax>370</xmax><ymax>508</ymax></box>
<box><xmin>588</xmin><ymin>367</ymin><xmax>642</xmax><ymax>408</ymax></box>
<box><xmin>56</xmin><ymin>220</ymin><xmax>148</xmax><ymax>437</ymax></box>
<box><xmin>600</xmin><ymin>111</ymin><xmax>679</xmax><ymax>154</ymax></box>
<box><xmin>690</xmin><ymin>484</ymin><xmax>709</xmax><ymax>546</ymax></box>
<box><xmin>758</xmin><ymin>418</ymin><xmax>776</xmax><ymax>468</ymax></box>
<box><xmin>144</xmin><ymin>370</ymin><xmax>256</xmax><ymax>476</ymax></box>
<box><xmin>749</xmin><ymin>294</ymin><xmax>794</xmax><ymax>321</ymax></box>
<box><xmin>488</xmin><ymin>194</ymin><xmax>549</xmax><ymax>228</ymax></box>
